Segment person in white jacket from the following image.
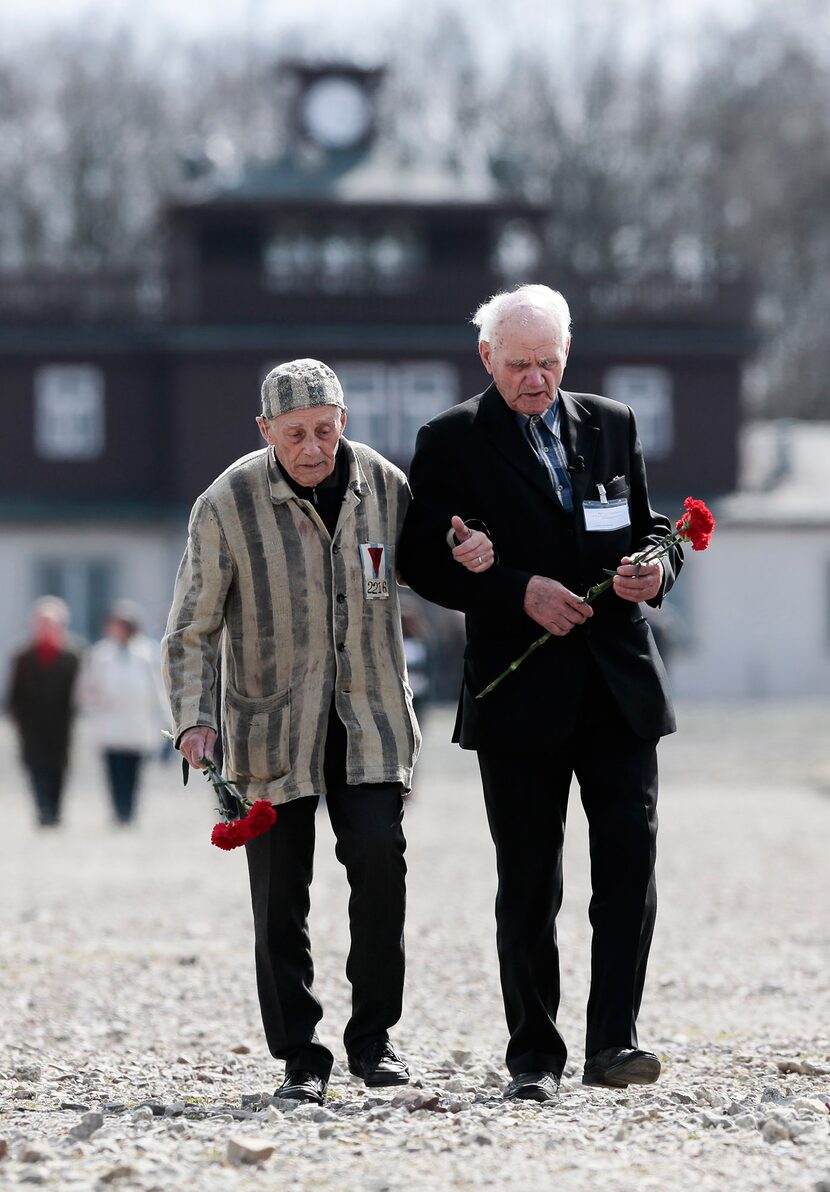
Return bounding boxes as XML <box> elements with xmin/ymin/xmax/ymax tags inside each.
<box><xmin>80</xmin><ymin>601</ymin><xmax>167</xmax><ymax>824</ymax></box>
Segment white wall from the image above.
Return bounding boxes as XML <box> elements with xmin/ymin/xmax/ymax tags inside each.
<box><xmin>0</xmin><ymin>522</ymin><xmax>185</xmax><ymax>681</ymax></box>
<box><xmin>670</xmin><ymin>523</ymin><xmax>830</xmax><ymax>699</ymax></box>
<box><xmin>6</xmin><ymin>517</ymin><xmax>830</xmax><ymax>703</ymax></box>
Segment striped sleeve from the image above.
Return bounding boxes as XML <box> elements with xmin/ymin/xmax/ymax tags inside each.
<box><xmin>162</xmin><ymin>495</ymin><xmax>234</xmax><ymax>743</ymax></box>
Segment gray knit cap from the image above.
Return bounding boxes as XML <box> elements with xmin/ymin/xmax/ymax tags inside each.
<box><xmin>261</xmin><ymin>358</ymin><xmax>345</xmax><ymax>419</ymax></box>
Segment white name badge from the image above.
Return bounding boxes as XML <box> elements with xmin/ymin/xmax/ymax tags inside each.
<box><xmin>359</xmin><ymin>542</ymin><xmax>390</xmax><ymax>600</ymax></box>
<box><xmin>583</xmin><ymin>499</ymin><xmax>631</xmax><ymax>532</ymax></box>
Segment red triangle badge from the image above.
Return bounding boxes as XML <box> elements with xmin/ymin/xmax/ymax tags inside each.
<box><xmin>368</xmin><ymin>545</ymin><xmax>384</xmax><ymax>578</ymax></box>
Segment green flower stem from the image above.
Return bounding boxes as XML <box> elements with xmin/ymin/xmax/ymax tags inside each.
<box><xmin>161</xmin><ymin>729</ymin><xmax>250</xmax><ymax>814</ymax></box>
<box><xmin>475</xmin><ymin>630</ymin><xmax>553</xmax><ymax>699</ymax></box>
<box><xmin>476</xmin><ymin>528</ymin><xmax>686</xmax><ymax>699</ymax></box>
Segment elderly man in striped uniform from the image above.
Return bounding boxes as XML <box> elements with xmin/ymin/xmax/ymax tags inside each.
<box><xmin>163</xmin><ymin>359</ymin><xmax>492</xmax><ymax>1106</ymax></box>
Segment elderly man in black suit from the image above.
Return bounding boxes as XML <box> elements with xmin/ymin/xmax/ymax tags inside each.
<box><xmin>398</xmin><ymin>284</ymin><xmax>682</xmax><ymax>1102</ymax></box>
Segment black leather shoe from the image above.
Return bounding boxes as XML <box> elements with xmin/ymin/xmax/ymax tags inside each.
<box><xmin>348</xmin><ymin>1040</ymin><xmax>409</xmax><ymax>1087</ymax></box>
<box><xmin>582</xmin><ymin>1047</ymin><xmax>661</xmax><ymax>1088</ymax></box>
<box><xmin>503</xmin><ymin>1071</ymin><xmax>560</xmax><ymax>1102</ymax></box>
<box><xmin>273</xmin><ymin>1070</ymin><xmax>327</xmax><ymax>1104</ymax></box>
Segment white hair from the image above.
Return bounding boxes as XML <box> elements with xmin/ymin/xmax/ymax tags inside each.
<box><xmin>471</xmin><ymin>284</ymin><xmax>572</xmax><ymax>347</ymax></box>
<box><xmin>32</xmin><ymin>595</ymin><xmax>70</xmax><ymax>625</ymax></box>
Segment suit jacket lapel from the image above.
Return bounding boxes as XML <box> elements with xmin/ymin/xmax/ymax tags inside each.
<box><xmin>475</xmin><ymin>383</ymin><xmax>563</xmax><ymax>510</ymax></box>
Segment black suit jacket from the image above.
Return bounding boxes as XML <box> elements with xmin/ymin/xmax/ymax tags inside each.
<box><xmin>397</xmin><ymin>384</ymin><xmax>682</xmax><ymax>748</ymax></box>
<box><xmin>7</xmin><ymin>643</ymin><xmax>80</xmax><ymax>769</ymax></box>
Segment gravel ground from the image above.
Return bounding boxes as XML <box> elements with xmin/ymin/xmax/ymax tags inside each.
<box><xmin>1</xmin><ymin>702</ymin><xmax>828</xmax><ymax>1192</ymax></box>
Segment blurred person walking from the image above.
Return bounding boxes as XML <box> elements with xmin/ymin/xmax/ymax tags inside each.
<box><xmin>80</xmin><ymin>601</ymin><xmax>167</xmax><ymax>825</ymax></box>
<box><xmin>6</xmin><ymin>596</ymin><xmax>81</xmax><ymax>827</ymax></box>
<box><xmin>162</xmin><ymin>358</ymin><xmax>494</xmax><ymax>1107</ymax></box>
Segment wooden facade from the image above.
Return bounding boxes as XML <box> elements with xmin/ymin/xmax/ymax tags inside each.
<box><xmin>0</xmin><ymin>64</ymin><xmax>755</xmax><ymax>664</ymax></box>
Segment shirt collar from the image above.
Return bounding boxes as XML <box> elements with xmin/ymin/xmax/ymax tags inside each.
<box><xmin>516</xmin><ymin>393</ymin><xmax>560</xmax><ymax>435</ymax></box>
<box><xmin>267</xmin><ymin>438</ymin><xmax>368</xmax><ymax>506</ymax></box>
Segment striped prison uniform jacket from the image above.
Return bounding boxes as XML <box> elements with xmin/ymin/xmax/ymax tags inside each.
<box><xmin>162</xmin><ymin>440</ymin><xmax>421</xmax><ymax>805</ymax></box>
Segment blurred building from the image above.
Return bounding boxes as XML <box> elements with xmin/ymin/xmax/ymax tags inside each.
<box><xmin>671</xmin><ymin>419</ymin><xmax>830</xmax><ymax>698</ymax></box>
<box><xmin>0</xmin><ymin>63</ymin><xmax>754</xmax><ymax>691</ymax></box>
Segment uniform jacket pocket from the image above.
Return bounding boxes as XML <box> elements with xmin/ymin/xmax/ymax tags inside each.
<box><xmin>223</xmin><ymin>683</ymin><xmax>291</xmax><ymax>783</ymax></box>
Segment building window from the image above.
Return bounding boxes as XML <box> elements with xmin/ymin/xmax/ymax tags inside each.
<box><xmin>603</xmin><ymin>366</ymin><xmax>674</xmax><ymax>459</ymax></box>
<box><xmin>335</xmin><ymin>363</ymin><xmax>388</xmax><ymax>449</ymax></box>
<box><xmin>34</xmin><ymin>365</ymin><xmax>105</xmax><ymax>460</ymax></box>
<box><xmin>491</xmin><ymin>220</ymin><xmax>542</xmax><ymax>279</ymax></box>
<box><xmin>394</xmin><ymin>364</ymin><xmax>457</xmax><ymax>455</ymax></box>
<box><xmin>263</xmin><ymin>221</ymin><xmax>424</xmax><ymax>294</ymax></box>
<box><xmin>33</xmin><ymin>557</ymin><xmax>115</xmax><ymax>643</ymax></box>
<box><xmin>336</xmin><ymin>361</ymin><xmax>458</xmax><ymax>457</ymax></box>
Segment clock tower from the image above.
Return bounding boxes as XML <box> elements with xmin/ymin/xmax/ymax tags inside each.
<box><xmin>288</xmin><ymin>63</ymin><xmax>383</xmax><ymax>152</ymax></box>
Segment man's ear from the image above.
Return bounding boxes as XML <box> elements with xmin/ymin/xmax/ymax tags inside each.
<box><xmin>340</xmin><ymin>409</ymin><xmax>347</xmax><ymax>432</ymax></box>
<box><xmin>256</xmin><ymin>415</ymin><xmax>272</xmax><ymax>445</ymax></box>
<box><xmin>479</xmin><ymin>340</ymin><xmax>493</xmax><ymax>375</ymax></box>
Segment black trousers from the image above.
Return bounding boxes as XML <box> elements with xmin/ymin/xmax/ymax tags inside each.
<box><xmin>244</xmin><ymin>708</ymin><xmax>406</xmax><ymax>1080</ymax></box>
<box><xmin>28</xmin><ymin>764</ymin><xmax>66</xmax><ymax>826</ymax></box>
<box><xmin>104</xmin><ymin>750</ymin><xmax>143</xmax><ymax>823</ymax></box>
<box><xmin>477</xmin><ymin>665</ymin><xmax>658</xmax><ymax>1078</ymax></box>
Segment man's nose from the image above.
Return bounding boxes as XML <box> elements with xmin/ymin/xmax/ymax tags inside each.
<box><xmin>526</xmin><ymin>366</ymin><xmax>544</xmax><ymax>387</ymax></box>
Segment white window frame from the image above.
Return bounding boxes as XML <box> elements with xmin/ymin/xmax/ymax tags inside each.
<box><xmin>334</xmin><ymin>361</ymin><xmax>458</xmax><ymax>456</ymax></box>
<box><xmin>34</xmin><ymin>364</ymin><xmax>105</xmax><ymax>461</ymax></box>
<box><xmin>335</xmin><ymin>362</ymin><xmax>389</xmax><ymax>450</ymax></box>
<box><xmin>32</xmin><ymin>555</ymin><xmax>115</xmax><ymax>643</ymax></box>
<box><xmin>392</xmin><ymin>363</ymin><xmax>458</xmax><ymax>455</ymax></box>
<box><xmin>603</xmin><ymin>366</ymin><xmax>674</xmax><ymax>459</ymax></box>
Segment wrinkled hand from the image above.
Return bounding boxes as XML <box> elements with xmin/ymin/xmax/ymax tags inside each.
<box><xmin>523</xmin><ymin>575</ymin><xmax>593</xmax><ymax>636</ymax></box>
<box><xmin>613</xmin><ymin>556</ymin><xmax>663</xmax><ymax>603</ymax></box>
<box><xmin>179</xmin><ymin>726</ymin><xmax>217</xmax><ymax>769</ymax></box>
<box><xmin>451</xmin><ymin>515</ymin><xmax>495</xmax><ymax>573</ymax></box>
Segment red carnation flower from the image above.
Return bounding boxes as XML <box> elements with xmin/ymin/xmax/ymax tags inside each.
<box><xmin>162</xmin><ymin>738</ymin><xmax>279</xmax><ymax>853</ymax></box>
<box><xmin>211</xmin><ymin>819</ymin><xmax>250</xmax><ymax>851</ymax></box>
<box><xmin>676</xmin><ymin>496</ymin><xmax>715</xmax><ymax>552</ymax></box>
<box><xmin>243</xmin><ymin>800</ymin><xmax>278</xmax><ymax>840</ymax></box>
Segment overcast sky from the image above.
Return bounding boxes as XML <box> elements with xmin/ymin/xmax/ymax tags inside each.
<box><xmin>0</xmin><ymin>0</ymin><xmax>763</xmax><ymax>56</ymax></box>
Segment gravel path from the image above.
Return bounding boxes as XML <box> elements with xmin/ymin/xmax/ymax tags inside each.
<box><xmin>1</xmin><ymin>703</ymin><xmax>828</xmax><ymax>1191</ymax></box>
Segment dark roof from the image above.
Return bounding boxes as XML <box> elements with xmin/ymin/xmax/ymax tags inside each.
<box><xmin>180</xmin><ymin>143</ymin><xmax>503</xmax><ymax>209</ymax></box>
<box><xmin>220</xmin><ymin>145</ymin><xmax>369</xmax><ymax>201</ymax></box>
<box><xmin>0</xmin><ymin>321</ymin><xmax>758</xmax><ymax>358</ymax></box>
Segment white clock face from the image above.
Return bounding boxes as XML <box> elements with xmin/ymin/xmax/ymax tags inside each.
<box><xmin>302</xmin><ymin>77</ymin><xmax>373</xmax><ymax>149</ymax></box>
